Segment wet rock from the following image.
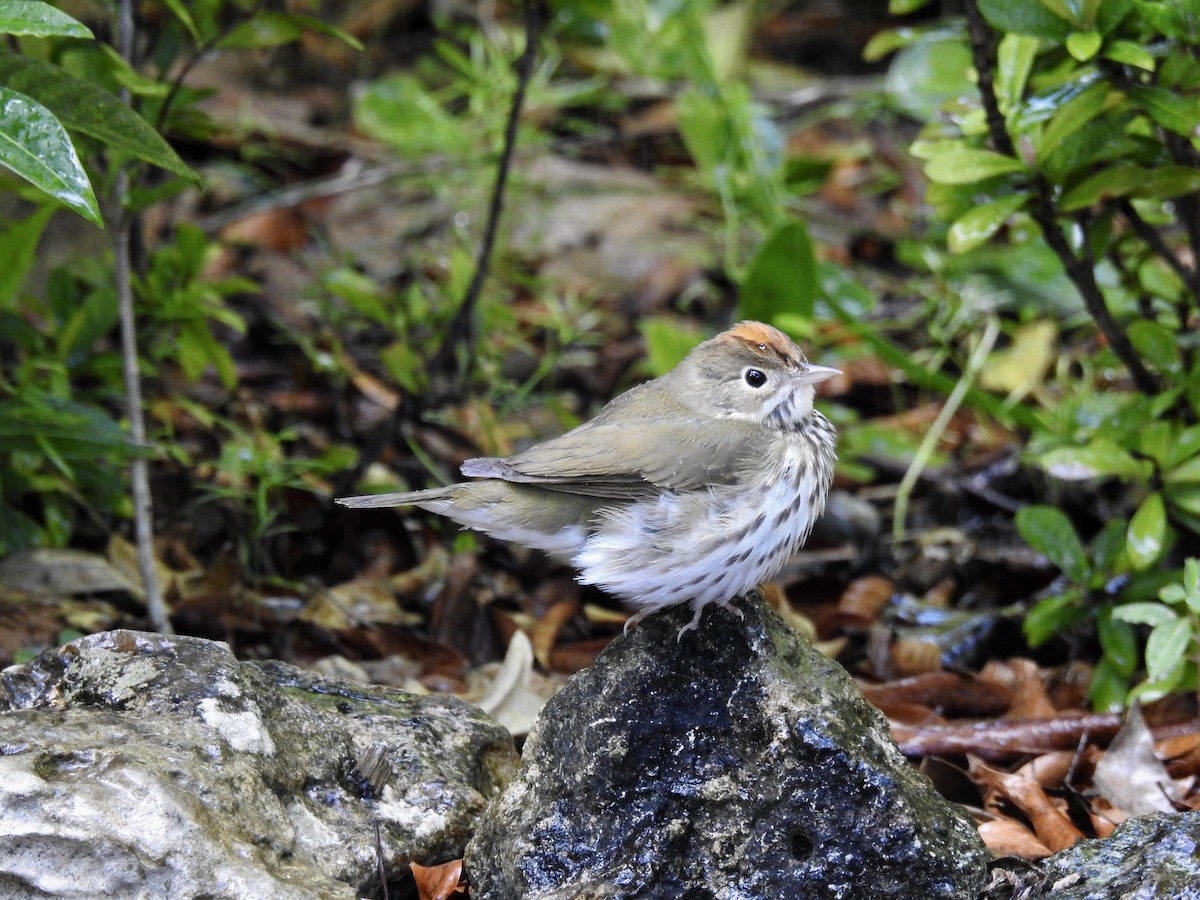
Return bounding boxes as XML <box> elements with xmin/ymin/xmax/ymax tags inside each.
<box><xmin>986</xmin><ymin>810</ymin><xmax>1200</xmax><ymax>899</ymax></box>
<box><xmin>0</xmin><ymin>630</ymin><xmax>518</xmax><ymax>899</ymax></box>
<box><xmin>465</xmin><ymin>595</ymin><xmax>987</xmax><ymax>899</ymax></box>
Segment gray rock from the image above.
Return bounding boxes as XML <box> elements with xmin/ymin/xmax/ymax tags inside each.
<box><xmin>988</xmin><ymin>810</ymin><xmax>1200</xmax><ymax>899</ymax></box>
<box><xmin>466</xmin><ymin>596</ymin><xmax>987</xmax><ymax>899</ymax></box>
<box><xmin>0</xmin><ymin>630</ymin><xmax>518</xmax><ymax>899</ymax></box>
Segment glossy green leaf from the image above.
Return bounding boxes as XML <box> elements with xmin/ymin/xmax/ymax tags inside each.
<box><xmin>1091</xmin><ymin>519</ymin><xmax>1127</xmax><ymax>573</ymax></box>
<box><xmin>1127</xmin><ymin>493</ymin><xmax>1168</xmax><ymax>570</ymax></box>
<box><xmin>0</xmin><ymin>55</ymin><xmax>193</xmax><ymax>180</ymax></box>
<box><xmin>0</xmin><ymin>87</ymin><xmax>99</xmax><ymax>225</ymax></box>
<box><xmin>1016</xmin><ymin>505</ymin><xmax>1089</xmax><ymax>582</ymax></box>
<box><xmin>1130</xmin><ymin>85</ymin><xmax>1200</xmax><ymax>137</ymax></box>
<box><xmin>947</xmin><ymin>193</ymin><xmax>1029</xmax><ymax>253</ymax></box>
<box><xmin>1104</xmin><ymin>39</ymin><xmax>1155</xmax><ymax>70</ymax></box>
<box><xmin>1168</xmin><ymin>485</ymin><xmax>1200</xmax><ymax>516</ymax></box>
<box><xmin>979</xmin><ymin>0</ymin><xmax>1071</xmax><ymax>39</ymax></box>
<box><xmin>1112</xmin><ymin>601</ymin><xmax>1178</xmax><ymax>627</ymax></box>
<box><xmin>0</xmin><ymin>1</ymin><xmax>92</xmax><ymax>37</ymax></box>
<box><xmin>1037</xmin><ymin>440</ymin><xmax>1153</xmax><ymax>481</ymax></box>
<box><xmin>739</xmin><ymin>219</ymin><xmax>818</xmax><ymax>323</ymax></box>
<box><xmin>1168</xmin><ymin>425</ymin><xmax>1200</xmax><ymax>470</ymax></box>
<box><xmin>1035</xmin><ymin>80</ymin><xmax>1112</xmax><ymax>165</ymax></box>
<box><xmin>924</xmin><ymin>149</ymin><xmax>1027</xmax><ymax>184</ymax></box>
<box><xmin>1145</xmin><ymin>617</ymin><xmax>1194</xmax><ymax>682</ymax></box>
<box><xmin>1062</xmin><ymin>164</ymin><xmax>1200</xmax><ymax>211</ymax></box>
<box><xmin>996</xmin><ymin>34</ymin><xmax>1039</xmax><ymax>109</ymax></box>
<box><xmin>1168</xmin><ymin>455</ymin><xmax>1200</xmax><ymax>485</ymax></box>
<box><xmin>883</xmin><ymin>37</ymin><xmax>975</xmax><ymax>121</ymax></box>
<box><xmin>1066</xmin><ymin>30</ymin><xmax>1102</xmax><ymax>61</ymax></box>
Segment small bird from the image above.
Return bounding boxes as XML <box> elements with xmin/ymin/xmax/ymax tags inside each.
<box><xmin>339</xmin><ymin>321</ymin><xmax>840</xmax><ymax>638</ymax></box>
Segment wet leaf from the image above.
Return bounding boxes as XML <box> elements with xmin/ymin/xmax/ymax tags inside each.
<box><xmin>948</xmin><ymin>194</ymin><xmax>1029</xmax><ymax>253</ymax></box>
<box><xmin>924</xmin><ymin>148</ymin><xmax>1027</xmax><ymax>185</ymax></box>
<box><xmin>978</xmin><ymin>0</ymin><xmax>1071</xmax><ymax>40</ymax></box>
<box><xmin>1129</xmin><ymin>85</ymin><xmax>1200</xmax><ymax>137</ymax></box>
<box><xmin>0</xmin><ymin>1</ymin><xmax>93</xmax><ymax>37</ymax></box>
<box><xmin>1145</xmin><ymin>618</ymin><xmax>1193</xmax><ymax>684</ymax></box>
<box><xmin>1037</xmin><ymin>440</ymin><xmax>1153</xmax><ymax>481</ymax></box>
<box><xmin>1127</xmin><ymin>493</ymin><xmax>1168</xmax><ymax>570</ymax></box>
<box><xmin>0</xmin><ymin>87</ymin><xmax>99</xmax><ymax>225</ymax></box>
<box><xmin>0</xmin><ymin>55</ymin><xmax>193</xmax><ymax>181</ymax></box>
<box><xmin>1065</xmin><ymin>30</ymin><xmax>1101</xmax><ymax>61</ymax></box>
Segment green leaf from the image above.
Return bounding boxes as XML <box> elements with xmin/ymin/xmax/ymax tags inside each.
<box><xmin>1035</xmin><ymin>80</ymin><xmax>1111</xmax><ymax>166</ymax></box>
<box><xmin>1145</xmin><ymin>617</ymin><xmax>1194</xmax><ymax>682</ymax></box>
<box><xmin>1127</xmin><ymin>493</ymin><xmax>1168</xmax><ymax>570</ymax></box>
<box><xmin>1061</xmin><ymin>164</ymin><xmax>1200</xmax><ymax>211</ymax></box>
<box><xmin>1091</xmin><ymin>519</ymin><xmax>1127</xmax><ymax>573</ymax></box>
<box><xmin>1104</xmin><ymin>40</ymin><xmax>1155</xmax><ymax>70</ymax></box>
<box><xmin>0</xmin><ymin>1</ymin><xmax>93</xmax><ymax>37</ymax></box>
<box><xmin>883</xmin><ymin>36</ymin><xmax>975</xmax><ymax>121</ymax></box>
<box><xmin>1024</xmin><ymin>592</ymin><xmax>1086</xmax><ymax>645</ymax></box>
<box><xmin>0</xmin><ymin>203</ymin><xmax>55</xmax><ymax>308</ymax></box>
<box><xmin>1168</xmin><ymin>485</ymin><xmax>1200</xmax><ymax>516</ymax></box>
<box><xmin>739</xmin><ymin>219</ymin><xmax>818</xmax><ymax>323</ymax></box>
<box><xmin>1066</xmin><ymin>30</ymin><xmax>1102</xmax><ymax>61</ymax></box>
<box><xmin>924</xmin><ymin>148</ymin><xmax>1027</xmax><ymax>184</ymax></box>
<box><xmin>1088</xmin><ymin>655</ymin><xmax>1129</xmax><ymax>712</ymax></box>
<box><xmin>996</xmin><ymin>34</ymin><xmax>1039</xmax><ymax>109</ymax></box>
<box><xmin>0</xmin><ymin>86</ymin><xmax>99</xmax><ymax>225</ymax></box>
<box><xmin>1130</xmin><ymin>85</ymin><xmax>1200</xmax><ymax>137</ymax></box>
<box><xmin>947</xmin><ymin>193</ymin><xmax>1029</xmax><ymax>253</ymax></box>
<box><xmin>1016</xmin><ymin>505</ymin><xmax>1090</xmax><ymax>582</ymax></box>
<box><xmin>1167</xmin><ymin>425</ymin><xmax>1200</xmax><ymax>470</ymax></box>
<box><xmin>353</xmin><ymin>72</ymin><xmax>464</xmax><ymax>156</ymax></box>
<box><xmin>1037</xmin><ymin>440</ymin><xmax>1154</xmax><ymax>481</ymax></box>
<box><xmin>1185</xmin><ymin>559</ymin><xmax>1200</xmax><ymax>615</ymax></box>
<box><xmin>1098</xmin><ymin>608</ymin><xmax>1138</xmax><ymax>677</ymax></box>
<box><xmin>1128</xmin><ymin>320</ymin><xmax>1182</xmax><ymax>374</ymax></box>
<box><xmin>1111</xmin><ymin>601</ymin><xmax>1178</xmax><ymax>627</ymax></box>
<box><xmin>640</xmin><ymin>318</ymin><xmax>704</xmax><ymax>378</ymax></box>
<box><xmin>978</xmin><ymin>0</ymin><xmax>1071</xmax><ymax>39</ymax></box>
<box><xmin>0</xmin><ymin>55</ymin><xmax>194</xmax><ymax>181</ymax></box>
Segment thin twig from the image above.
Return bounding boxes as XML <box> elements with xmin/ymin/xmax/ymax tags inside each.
<box><xmin>114</xmin><ymin>0</ymin><xmax>171</xmax><ymax>634</ymax></box>
<box><xmin>428</xmin><ymin>0</ymin><xmax>545</xmax><ymax>392</ymax></box>
<box><xmin>961</xmin><ymin>0</ymin><xmax>1160</xmax><ymax>396</ymax></box>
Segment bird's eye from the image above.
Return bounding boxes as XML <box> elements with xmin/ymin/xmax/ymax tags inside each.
<box><xmin>744</xmin><ymin>368</ymin><xmax>767</xmax><ymax>388</ymax></box>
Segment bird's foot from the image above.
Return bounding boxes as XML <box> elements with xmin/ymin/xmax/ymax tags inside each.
<box><xmin>675</xmin><ymin>604</ymin><xmax>706</xmax><ymax>642</ymax></box>
<box><xmin>717</xmin><ymin>595</ymin><xmax>746</xmax><ymax>620</ymax></box>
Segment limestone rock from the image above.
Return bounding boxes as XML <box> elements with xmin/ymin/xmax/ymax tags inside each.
<box><xmin>466</xmin><ymin>596</ymin><xmax>987</xmax><ymax>899</ymax></box>
<box><xmin>0</xmin><ymin>630</ymin><xmax>518</xmax><ymax>899</ymax></box>
<box><xmin>988</xmin><ymin>810</ymin><xmax>1200</xmax><ymax>899</ymax></box>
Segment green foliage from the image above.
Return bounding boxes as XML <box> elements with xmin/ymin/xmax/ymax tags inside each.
<box><xmin>872</xmin><ymin>0</ymin><xmax>1200</xmax><ymax>697</ymax></box>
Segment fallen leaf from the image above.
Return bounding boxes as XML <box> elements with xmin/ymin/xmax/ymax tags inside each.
<box><xmin>411</xmin><ymin>859</ymin><xmax>467</xmax><ymax>900</ymax></box>
<box><xmin>977</xmin><ymin>817</ymin><xmax>1053</xmax><ymax>859</ymax></box>
<box><xmin>1093</xmin><ymin>702</ymin><xmax>1182</xmax><ymax>817</ymax></box>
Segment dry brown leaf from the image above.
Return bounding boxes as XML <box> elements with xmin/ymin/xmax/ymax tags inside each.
<box><xmin>968</xmin><ymin>756</ymin><xmax>1083</xmax><ymax>852</ymax></box>
<box><xmin>530</xmin><ymin>599</ymin><xmax>581</xmax><ymax>670</ymax></box>
<box><xmin>835</xmin><ymin>576</ymin><xmax>894</xmax><ymax>625</ymax></box>
<box><xmin>1014</xmin><ymin>749</ymin><xmax>1097</xmax><ymax>789</ymax></box>
<box><xmin>411</xmin><ymin>859</ymin><xmax>467</xmax><ymax>900</ymax></box>
<box><xmin>1005</xmin><ymin>660</ymin><xmax>1058</xmax><ymax>720</ymax></box>
<box><xmin>892</xmin><ymin>714</ymin><xmax>1123</xmax><ymax>761</ymax></box>
<box><xmin>977</xmin><ymin>818</ymin><xmax>1052</xmax><ymax>859</ymax></box>
<box><xmin>890</xmin><ymin>638</ymin><xmax>942</xmax><ymax>676</ymax></box>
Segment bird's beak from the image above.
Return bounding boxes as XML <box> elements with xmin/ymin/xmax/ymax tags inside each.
<box><xmin>794</xmin><ymin>364</ymin><xmax>842</xmax><ymax>386</ymax></box>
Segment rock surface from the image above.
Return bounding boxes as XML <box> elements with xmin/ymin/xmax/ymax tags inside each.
<box><xmin>985</xmin><ymin>810</ymin><xmax>1200</xmax><ymax>899</ymax></box>
<box><xmin>466</xmin><ymin>596</ymin><xmax>988</xmax><ymax>899</ymax></box>
<box><xmin>0</xmin><ymin>630</ymin><xmax>517</xmax><ymax>899</ymax></box>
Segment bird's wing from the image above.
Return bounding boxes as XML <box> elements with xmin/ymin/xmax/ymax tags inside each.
<box><xmin>460</xmin><ymin>417</ymin><xmax>761</xmax><ymax>499</ymax></box>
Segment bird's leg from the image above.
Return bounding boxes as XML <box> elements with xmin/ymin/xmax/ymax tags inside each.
<box><xmin>717</xmin><ymin>594</ymin><xmax>746</xmax><ymax>620</ymax></box>
<box><xmin>623</xmin><ymin>609</ymin><xmax>651</xmax><ymax>635</ymax></box>
<box><xmin>675</xmin><ymin>604</ymin><xmax>707</xmax><ymax>642</ymax></box>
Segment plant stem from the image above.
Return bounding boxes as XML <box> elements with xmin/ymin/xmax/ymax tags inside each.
<box><xmin>961</xmin><ymin>0</ymin><xmax>1160</xmax><ymax>396</ymax></box>
<box><xmin>115</xmin><ymin>0</ymin><xmax>171</xmax><ymax>634</ymax></box>
<box><xmin>429</xmin><ymin>0</ymin><xmax>545</xmax><ymax>393</ymax></box>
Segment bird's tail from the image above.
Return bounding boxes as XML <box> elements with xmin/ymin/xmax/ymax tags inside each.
<box><xmin>335</xmin><ymin>486</ymin><xmax>455</xmax><ymax>509</ymax></box>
